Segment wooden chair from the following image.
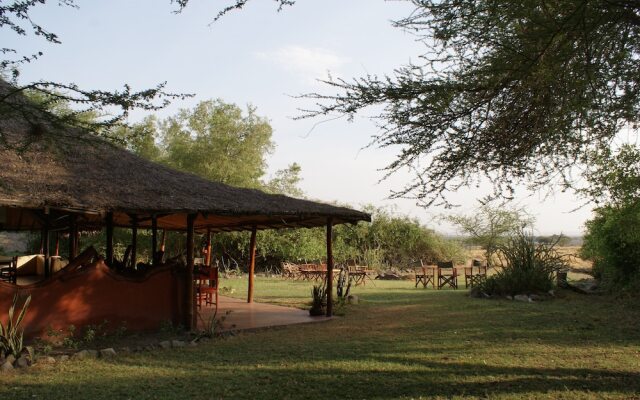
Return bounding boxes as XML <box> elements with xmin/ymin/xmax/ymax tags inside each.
<box><xmin>415</xmin><ymin>261</ymin><xmax>436</xmax><ymax>289</ymax></box>
<box><xmin>0</xmin><ymin>256</ymin><xmax>17</xmax><ymax>284</ymax></box>
<box><xmin>464</xmin><ymin>261</ymin><xmax>487</xmax><ymax>288</ymax></box>
<box><xmin>437</xmin><ymin>261</ymin><xmax>458</xmax><ymax>290</ymax></box>
<box><xmin>196</xmin><ymin>266</ymin><xmax>219</xmax><ymax>309</ymax></box>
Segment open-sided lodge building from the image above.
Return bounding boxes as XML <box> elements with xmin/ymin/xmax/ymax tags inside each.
<box><xmin>0</xmin><ymin>79</ymin><xmax>370</xmax><ymax>337</ymax></box>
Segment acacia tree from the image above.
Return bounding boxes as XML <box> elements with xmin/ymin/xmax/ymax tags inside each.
<box><xmin>176</xmin><ymin>0</ymin><xmax>640</xmax><ymax>206</ymax></box>
<box><xmin>0</xmin><ymin>1</ymin><xmax>188</xmax><ymax>144</ymax></box>
<box><xmin>447</xmin><ymin>203</ymin><xmax>533</xmax><ymax>267</ymax></box>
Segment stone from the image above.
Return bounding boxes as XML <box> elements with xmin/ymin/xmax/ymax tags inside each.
<box><xmin>144</xmin><ymin>345</ymin><xmax>156</xmax><ymax>352</ymax></box>
<box><xmin>529</xmin><ymin>294</ymin><xmax>544</xmax><ymax>302</ymax></box>
<box><xmin>37</xmin><ymin>356</ymin><xmax>56</xmax><ymax>364</ymax></box>
<box><xmin>4</xmin><ymin>354</ymin><xmax>16</xmax><ymax>366</ymax></box>
<box><xmin>514</xmin><ymin>294</ymin><xmax>531</xmax><ymax>302</ymax></box>
<box><xmin>119</xmin><ymin>347</ymin><xmax>131</xmax><ymax>354</ymax></box>
<box><xmin>14</xmin><ymin>356</ymin><xmax>29</xmax><ymax>368</ymax></box>
<box><xmin>505</xmin><ymin>295</ymin><xmax>514</xmax><ymax>300</ymax></box>
<box><xmin>88</xmin><ymin>350</ymin><xmax>99</xmax><ymax>358</ymax></box>
<box><xmin>1</xmin><ymin>361</ymin><xmax>14</xmax><ymax>372</ymax></box>
<box><xmin>171</xmin><ymin>340</ymin><xmax>186</xmax><ymax>348</ymax></box>
<box><xmin>189</xmin><ymin>340</ymin><xmax>198</xmax><ymax>347</ymax></box>
<box><xmin>58</xmin><ymin>355</ymin><xmax>70</xmax><ymax>362</ymax></box>
<box><xmin>347</xmin><ymin>295</ymin><xmax>359</xmax><ymax>305</ymax></box>
<box><xmin>99</xmin><ymin>348</ymin><xmax>117</xmax><ymax>358</ymax></box>
<box><xmin>159</xmin><ymin>341</ymin><xmax>172</xmax><ymax>349</ymax></box>
<box><xmin>72</xmin><ymin>350</ymin><xmax>90</xmax><ymax>360</ymax></box>
<box><xmin>548</xmin><ymin>289</ymin><xmax>555</xmax><ymax>297</ymax></box>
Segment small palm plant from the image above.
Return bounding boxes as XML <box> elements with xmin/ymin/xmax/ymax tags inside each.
<box><xmin>0</xmin><ymin>294</ymin><xmax>32</xmax><ymax>358</ymax></box>
<box><xmin>309</xmin><ymin>284</ymin><xmax>327</xmax><ymax>316</ymax></box>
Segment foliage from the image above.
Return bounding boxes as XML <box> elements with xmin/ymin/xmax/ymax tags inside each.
<box><xmin>583</xmin><ymin>144</ymin><xmax>640</xmax><ymax>207</ymax></box>
<box><xmin>479</xmin><ymin>231</ymin><xmax>567</xmax><ymax>296</ymax></box>
<box><xmin>581</xmin><ymin>144</ymin><xmax>640</xmax><ymax>292</ymax></box>
<box><xmin>537</xmin><ymin>234</ymin><xmax>572</xmax><ymax>247</ymax></box>
<box><xmin>447</xmin><ymin>203</ymin><xmax>533</xmax><ymax>267</ymax></box>
<box><xmin>1</xmin><ymin>1</ymin><xmax>188</xmax><ymax>142</ymax></box>
<box><xmin>582</xmin><ymin>202</ymin><xmax>640</xmax><ymax>292</ymax></box>
<box><xmin>197</xmin><ymin>310</ymin><xmax>231</xmax><ymax>340</ymax></box>
<box><xmin>0</xmin><ymin>294</ymin><xmax>31</xmax><ymax>358</ymax></box>
<box><xmin>213</xmin><ymin>206</ymin><xmax>464</xmax><ymax>272</ymax></box>
<box><xmin>309</xmin><ymin>283</ymin><xmax>326</xmax><ymax>316</ymax></box>
<box><xmin>289</xmin><ymin>0</ymin><xmax>640</xmax><ymax>206</ymax></box>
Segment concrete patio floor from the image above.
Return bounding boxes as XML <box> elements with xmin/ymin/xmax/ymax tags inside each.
<box><xmin>197</xmin><ymin>295</ymin><xmax>330</xmax><ymax>332</ymax></box>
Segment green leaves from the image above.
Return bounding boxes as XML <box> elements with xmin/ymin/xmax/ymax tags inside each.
<box><xmin>0</xmin><ymin>293</ymin><xmax>31</xmax><ymax>358</ymax></box>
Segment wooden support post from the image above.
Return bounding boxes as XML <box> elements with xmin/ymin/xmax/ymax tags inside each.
<box><xmin>43</xmin><ymin>226</ymin><xmax>50</xmax><ymax>278</ymax></box>
<box><xmin>205</xmin><ymin>228</ymin><xmax>212</xmax><ymax>267</ymax></box>
<box><xmin>54</xmin><ymin>232</ymin><xmax>59</xmax><ymax>257</ymax></box>
<box><xmin>247</xmin><ymin>226</ymin><xmax>257</xmax><ymax>303</ymax></box>
<box><xmin>151</xmin><ymin>215</ymin><xmax>158</xmax><ymax>267</ymax></box>
<box><xmin>186</xmin><ymin>213</ymin><xmax>196</xmax><ymax>330</ymax></box>
<box><xmin>131</xmin><ymin>216</ymin><xmax>138</xmax><ymax>269</ymax></box>
<box><xmin>160</xmin><ymin>229</ymin><xmax>166</xmax><ymax>252</ymax></box>
<box><xmin>105</xmin><ymin>212</ymin><xmax>114</xmax><ymax>266</ymax></box>
<box><xmin>39</xmin><ymin>229</ymin><xmax>44</xmax><ymax>255</ymax></box>
<box><xmin>69</xmin><ymin>213</ymin><xmax>78</xmax><ymax>260</ymax></box>
<box><xmin>326</xmin><ymin>218</ymin><xmax>334</xmax><ymax>317</ymax></box>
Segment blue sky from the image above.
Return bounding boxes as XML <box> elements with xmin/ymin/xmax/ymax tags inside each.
<box><xmin>4</xmin><ymin>0</ymin><xmax>593</xmax><ymax>235</ymax></box>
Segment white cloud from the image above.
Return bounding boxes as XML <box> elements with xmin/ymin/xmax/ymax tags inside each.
<box><xmin>256</xmin><ymin>45</ymin><xmax>350</xmax><ymax>84</ymax></box>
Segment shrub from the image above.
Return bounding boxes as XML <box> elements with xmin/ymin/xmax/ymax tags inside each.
<box><xmin>581</xmin><ymin>202</ymin><xmax>640</xmax><ymax>292</ymax></box>
<box><xmin>479</xmin><ymin>231</ymin><xmax>568</xmax><ymax>296</ymax></box>
<box><xmin>309</xmin><ymin>284</ymin><xmax>326</xmax><ymax>316</ymax></box>
<box><xmin>0</xmin><ymin>294</ymin><xmax>31</xmax><ymax>358</ymax></box>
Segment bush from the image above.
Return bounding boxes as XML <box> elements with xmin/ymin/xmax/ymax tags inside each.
<box><xmin>479</xmin><ymin>232</ymin><xmax>568</xmax><ymax>296</ymax></box>
<box><xmin>581</xmin><ymin>202</ymin><xmax>640</xmax><ymax>292</ymax></box>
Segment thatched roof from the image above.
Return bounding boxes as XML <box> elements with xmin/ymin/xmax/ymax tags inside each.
<box><xmin>0</xmin><ymin>80</ymin><xmax>370</xmax><ymax>232</ymax></box>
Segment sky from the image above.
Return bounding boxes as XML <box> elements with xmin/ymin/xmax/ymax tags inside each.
<box><xmin>3</xmin><ymin>0</ymin><xmax>594</xmax><ymax>235</ymax></box>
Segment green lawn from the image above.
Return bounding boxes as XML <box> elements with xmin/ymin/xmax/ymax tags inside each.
<box><xmin>1</xmin><ymin>277</ymin><xmax>639</xmax><ymax>399</ymax></box>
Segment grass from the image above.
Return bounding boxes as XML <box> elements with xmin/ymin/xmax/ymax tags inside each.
<box><xmin>1</xmin><ymin>277</ymin><xmax>639</xmax><ymax>399</ymax></box>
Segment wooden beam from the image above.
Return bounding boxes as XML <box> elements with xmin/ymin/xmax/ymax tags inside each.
<box><xmin>186</xmin><ymin>213</ymin><xmax>196</xmax><ymax>330</ymax></box>
<box><xmin>131</xmin><ymin>215</ymin><xmax>137</xmax><ymax>269</ymax></box>
<box><xmin>160</xmin><ymin>229</ymin><xmax>166</xmax><ymax>252</ymax></box>
<box><xmin>54</xmin><ymin>232</ymin><xmax>60</xmax><ymax>257</ymax></box>
<box><xmin>247</xmin><ymin>226</ymin><xmax>257</xmax><ymax>303</ymax></box>
<box><xmin>105</xmin><ymin>212</ymin><xmax>114</xmax><ymax>266</ymax></box>
<box><xmin>151</xmin><ymin>215</ymin><xmax>158</xmax><ymax>267</ymax></box>
<box><xmin>205</xmin><ymin>228</ymin><xmax>212</xmax><ymax>267</ymax></box>
<box><xmin>326</xmin><ymin>218</ymin><xmax>334</xmax><ymax>317</ymax></box>
<box><xmin>69</xmin><ymin>213</ymin><xmax>78</xmax><ymax>260</ymax></box>
<box><xmin>43</xmin><ymin>225</ymin><xmax>50</xmax><ymax>278</ymax></box>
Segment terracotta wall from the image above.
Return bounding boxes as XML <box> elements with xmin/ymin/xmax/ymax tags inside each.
<box><xmin>0</xmin><ymin>259</ymin><xmax>185</xmax><ymax>339</ymax></box>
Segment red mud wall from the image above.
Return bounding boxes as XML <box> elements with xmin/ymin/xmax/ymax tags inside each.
<box><xmin>0</xmin><ymin>260</ymin><xmax>185</xmax><ymax>339</ymax></box>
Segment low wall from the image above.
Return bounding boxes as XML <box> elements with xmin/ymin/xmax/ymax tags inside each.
<box><xmin>0</xmin><ymin>258</ymin><xmax>185</xmax><ymax>339</ymax></box>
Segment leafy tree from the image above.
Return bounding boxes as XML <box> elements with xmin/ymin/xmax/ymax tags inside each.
<box><xmin>159</xmin><ymin>100</ymin><xmax>274</xmax><ymax>188</ymax></box>
<box><xmin>176</xmin><ymin>0</ymin><xmax>640</xmax><ymax>205</ymax></box>
<box><xmin>447</xmin><ymin>203</ymin><xmax>533</xmax><ymax>267</ymax></box>
<box><xmin>263</xmin><ymin>163</ymin><xmax>304</xmax><ymax>198</ymax></box>
<box><xmin>1</xmin><ymin>1</ymin><xmax>188</xmax><ymax>144</ymax></box>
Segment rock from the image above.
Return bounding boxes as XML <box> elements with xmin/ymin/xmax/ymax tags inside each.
<box><xmin>171</xmin><ymin>340</ymin><xmax>186</xmax><ymax>348</ymax></box>
<box><xmin>14</xmin><ymin>356</ymin><xmax>29</xmax><ymax>368</ymax></box>
<box><xmin>529</xmin><ymin>294</ymin><xmax>544</xmax><ymax>302</ymax></box>
<box><xmin>4</xmin><ymin>354</ymin><xmax>16</xmax><ymax>366</ymax></box>
<box><xmin>189</xmin><ymin>341</ymin><xmax>198</xmax><ymax>347</ymax></box>
<box><xmin>37</xmin><ymin>356</ymin><xmax>56</xmax><ymax>364</ymax></box>
<box><xmin>58</xmin><ymin>355</ymin><xmax>70</xmax><ymax>362</ymax></box>
<box><xmin>159</xmin><ymin>341</ymin><xmax>172</xmax><ymax>349</ymax></box>
<box><xmin>347</xmin><ymin>295</ymin><xmax>359</xmax><ymax>305</ymax></box>
<box><xmin>144</xmin><ymin>345</ymin><xmax>155</xmax><ymax>352</ymax></box>
<box><xmin>1</xmin><ymin>361</ymin><xmax>14</xmax><ymax>372</ymax></box>
<box><xmin>99</xmin><ymin>348</ymin><xmax>117</xmax><ymax>358</ymax></box>
<box><xmin>505</xmin><ymin>295</ymin><xmax>514</xmax><ymax>300</ymax></box>
<box><xmin>514</xmin><ymin>294</ymin><xmax>531</xmax><ymax>302</ymax></box>
<box><xmin>119</xmin><ymin>347</ymin><xmax>131</xmax><ymax>354</ymax></box>
<box><xmin>548</xmin><ymin>289</ymin><xmax>555</xmax><ymax>297</ymax></box>
<box><xmin>73</xmin><ymin>349</ymin><xmax>102</xmax><ymax>359</ymax></box>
